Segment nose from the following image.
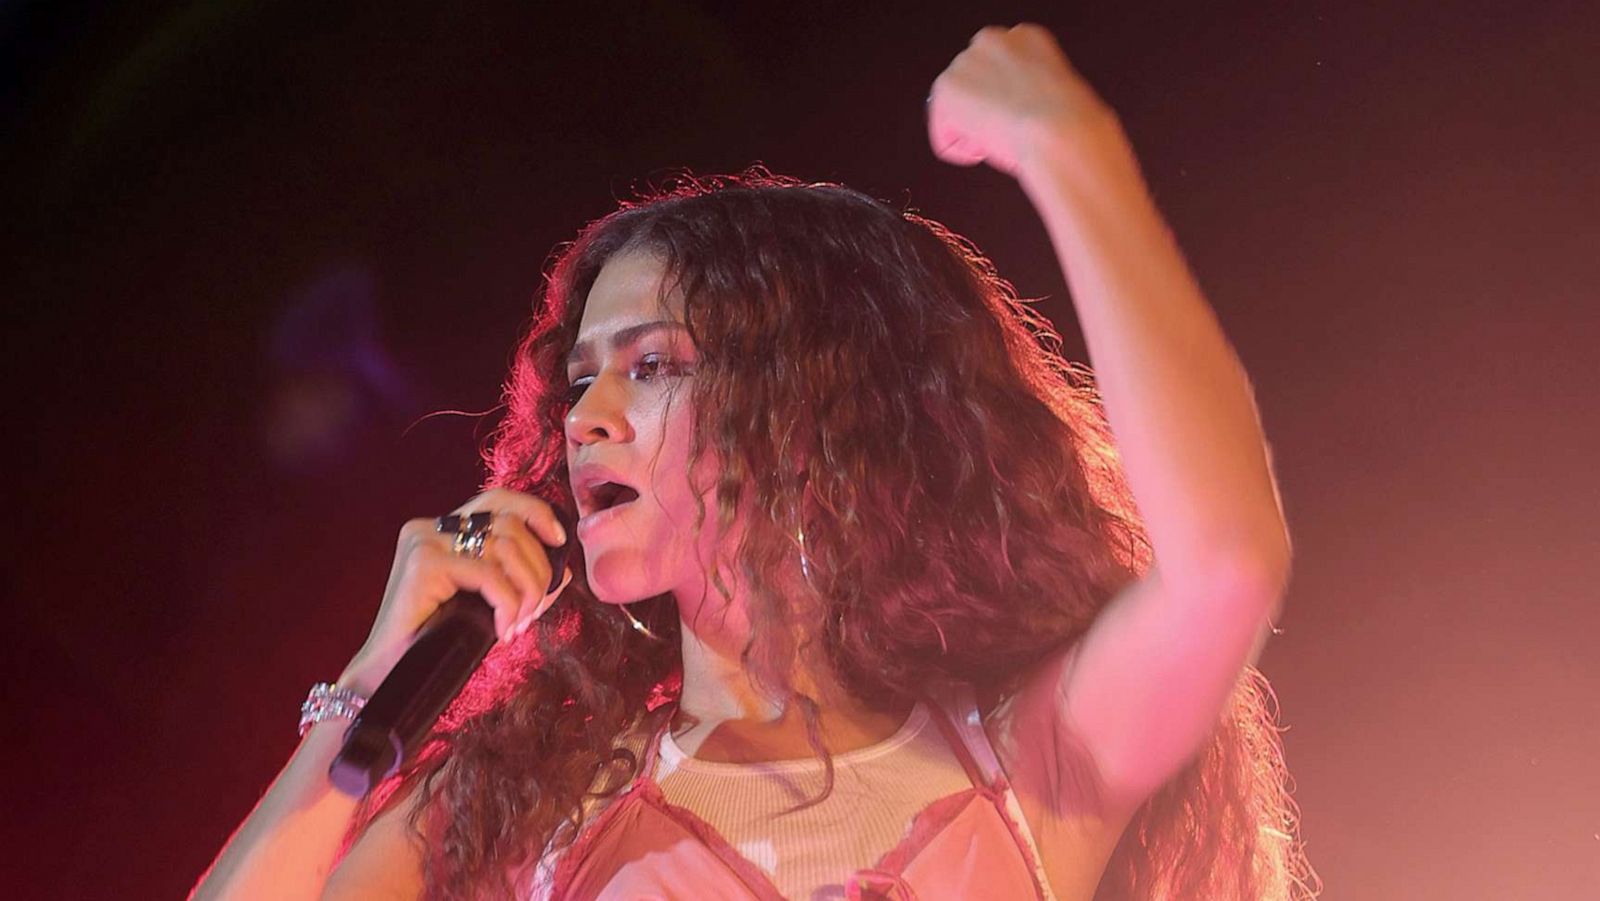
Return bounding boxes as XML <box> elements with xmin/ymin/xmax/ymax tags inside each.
<box><xmin>564</xmin><ymin>375</ymin><xmax>632</xmax><ymax>447</ymax></box>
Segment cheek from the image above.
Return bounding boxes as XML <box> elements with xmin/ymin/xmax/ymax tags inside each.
<box><xmin>655</xmin><ymin>412</ymin><xmax>745</xmax><ymax>588</ymax></box>
<box><xmin>637</xmin><ymin>399</ymin><xmax>694</xmax><ymax>513</ymax></box>
<box><xmin>582</xmin><ymin>395</ymin><xmax>725</xmax><ymax>603</ymax></box>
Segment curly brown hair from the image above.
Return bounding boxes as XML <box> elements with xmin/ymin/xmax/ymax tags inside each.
<box><xmin>351</xmin><ymin>169</ymin><xmax>1318</xmax><ymax>900</ymax></box>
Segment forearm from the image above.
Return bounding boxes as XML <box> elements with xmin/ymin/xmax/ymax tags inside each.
<box><xmin>190</xmin><ymin>657</ymin><xmax>390</xmax><ymax>901</ymax></box>
<box><xmin>1017</xmin><ymin>116</ymin><xmax>1291</xmax><ymax>596</ymax></box>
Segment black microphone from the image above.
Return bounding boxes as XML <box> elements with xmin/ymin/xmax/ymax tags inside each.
<box><xmin>328</xmin><ymin>509</ymin><xmax>575</xmax><ymax>798</ymax></box>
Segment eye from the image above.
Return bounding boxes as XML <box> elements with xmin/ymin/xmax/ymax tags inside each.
<box><xmin>560</xmin><ymin>378</ymin><xmax>591</xmax><ymax>409</ymax></box>
<box><xmin>559</xmin><ymin>354</ymin><xmax>691</xmax><ymax>410</ymax></box>
<box><xmin>632</xmin><ymin>353</ymin><xmax>690</xmax><ymax>382</ymax></box>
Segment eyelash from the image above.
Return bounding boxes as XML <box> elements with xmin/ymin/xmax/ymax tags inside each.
<box><xmin>562</xmin><ymin>353</ymin><xmax>691</xmax><ymax>407</ymax></box>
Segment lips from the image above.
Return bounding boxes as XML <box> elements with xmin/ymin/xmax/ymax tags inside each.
<box><xmin>571</xmin><ymin>462</ymin><xmax>642</xmax><ymax>524</ymax></box>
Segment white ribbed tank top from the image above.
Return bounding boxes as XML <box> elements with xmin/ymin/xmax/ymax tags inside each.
<box><xmin>649</xmin><ymin>703</ymin><xmax>973</xmax><ymax>900</ymax></box>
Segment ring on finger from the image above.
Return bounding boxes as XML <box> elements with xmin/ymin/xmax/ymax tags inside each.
<box><xmin>437</xmin><ymin>511</ymin><xmax>494</xmax><ymax>560</ymax></box>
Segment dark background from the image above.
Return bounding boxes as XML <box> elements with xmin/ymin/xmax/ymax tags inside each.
<box><xmin>5</xmin><ymin>1</ymin><xmax>1597</xmax><ymax>897</ymax></box>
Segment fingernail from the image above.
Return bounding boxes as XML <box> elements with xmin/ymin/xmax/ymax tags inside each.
<box><xmin>515</xmin><ymin>618</ymin><xmax>533</xmax><ymax>636</ymax></box>
<box><xmin>555</xmin><ymin>520</ymin><xmax>568</xmax><ymax>545</ymax></box>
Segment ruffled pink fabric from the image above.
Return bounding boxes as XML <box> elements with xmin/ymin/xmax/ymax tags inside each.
<box><xmin>548</xmin><ymin>701</ymin><xmax>1049</xmax><ymax>900</ymax></box>
<box><xmin>845</xmin><ymin>867</ymin><xmax>916</xmax><ymax>900</ymax></box>
<box><xmin>553</xmin><ymin>776</ymin><xmax>787</xmax><ymax>900</ymax></box>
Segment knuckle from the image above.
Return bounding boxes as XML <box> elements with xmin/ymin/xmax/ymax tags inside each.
<box><xmin>400</xmin><ymin>517</ymin><xmax>436</xmax><ymax>541</ymax></box>
<box><xmin>491</xmin><ymin>486</ymin><xmax>536</xmax><ymax>505</ymax></box>
<box><xmin>493</xmin><ymin>511</ymin><xmax>530</xmax><ymax>534</ymax></box>
<box><xmin>971</xmin><ymin>25</ymin><xmax>1002</xmax><ymax>44</ymax></box>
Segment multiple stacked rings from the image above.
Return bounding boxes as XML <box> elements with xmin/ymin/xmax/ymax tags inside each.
<box><xmin>437</xmin><ymin>511</ymin><xmax>493</xmax><ymax>559</ymax></box>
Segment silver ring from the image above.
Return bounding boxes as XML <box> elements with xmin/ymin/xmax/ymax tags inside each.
<box><xmin>437</xmin><ymin>511</ymin><xmax>493</xmax><ymax>559</ymax></box>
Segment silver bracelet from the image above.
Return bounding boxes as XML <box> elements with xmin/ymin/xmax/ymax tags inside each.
<box><xmin>299</xmin><ymin>682</ymin><xmax>368</xmax><ymax>737</ymax></box>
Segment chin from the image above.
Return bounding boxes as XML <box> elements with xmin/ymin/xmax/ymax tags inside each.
<box><xmin>581</xmin><ymin>550</ymin><xmax>670</xmax><ymax>606</ymax></box>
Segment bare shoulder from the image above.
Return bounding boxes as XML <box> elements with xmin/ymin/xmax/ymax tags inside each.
<box><xmin>982</xmin><ymin>645</ymin><xmax>1139</xmax><ymax>899</ymax></box>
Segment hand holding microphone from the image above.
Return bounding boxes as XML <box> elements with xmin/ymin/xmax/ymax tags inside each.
<box><xmin>324</xmin><ymin>489</ymin><xmax>576</xmax><ymax>797</ymax></box>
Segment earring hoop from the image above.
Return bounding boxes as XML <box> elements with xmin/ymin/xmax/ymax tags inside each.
<box><xmin>796</xmin><ymin>524</ymin><xmax>815</xmax><ymax>584</ymax></box>
<box><xmin>620</xmin><ymin>602</ymin><xmax>661</xmax><ymax>640</ymax></box>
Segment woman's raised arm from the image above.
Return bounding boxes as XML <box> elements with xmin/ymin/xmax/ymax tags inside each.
<box><xmin>928</xmin><ymin>25</ymin><xmax>1291</xmax><ymax>813</ymax></box>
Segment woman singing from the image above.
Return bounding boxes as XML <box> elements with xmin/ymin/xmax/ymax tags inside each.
<box><xmin>195</xmin><ymin>24</ymin><xmax>1316</xmax><ymax>900</ymax></box>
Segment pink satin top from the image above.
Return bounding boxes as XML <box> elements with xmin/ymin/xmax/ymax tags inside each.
<box><xmin>545</xmin><ymin>694</ymin><xmax>1057</xmax><ymax>900</ymax></box>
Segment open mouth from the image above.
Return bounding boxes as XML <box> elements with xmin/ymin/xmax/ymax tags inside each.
<box><xmin>588</xmin><ymin>481</ymin><xmax>641</xmax><ymax>514</ymax></box>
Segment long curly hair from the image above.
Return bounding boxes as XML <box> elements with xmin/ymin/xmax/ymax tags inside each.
<box><xmin>351</xmin><ymin>169</ymin><xmax>1318</xmax><ymax>899</ymax></box>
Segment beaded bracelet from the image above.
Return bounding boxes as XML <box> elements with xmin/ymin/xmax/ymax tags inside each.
<box><xmin>298</xmin><ymin>682</ymin><xmax>368</xmax><ymax>737</ymax></box>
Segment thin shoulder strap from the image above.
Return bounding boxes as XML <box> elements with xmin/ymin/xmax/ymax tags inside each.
<box><xmin>925</xmin><ymin>686</ymin><xmax>1007</xmax><ymax>786</ymax></box>
<box><xmin>929</xmin><ymin>687</ymin><xmax>1060</xmax><ymax>901</ymax></box>
<box><xmin>923</xmin><ymin>696</ymin><xmax>991</xmax><ymax>789</ymax></box>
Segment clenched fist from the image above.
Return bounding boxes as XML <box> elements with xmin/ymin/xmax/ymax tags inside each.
<box><xmin>926</xmin><ymin>24</ymin><xmax>1117</xmax><ymax>177</ymax></box>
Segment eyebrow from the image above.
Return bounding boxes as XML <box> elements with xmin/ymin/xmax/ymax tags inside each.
<box><xmin>564</xmin><ymin>320</ymin><xmax>689</xmax><ymax>369</ymax></box>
